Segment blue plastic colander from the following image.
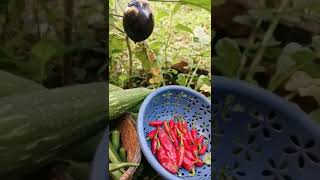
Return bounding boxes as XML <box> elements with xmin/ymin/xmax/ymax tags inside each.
<box><xmin>213</xmin><ymin>76</ymin><xmax>320</xmax><ymax>180</ymax></box>
<box><xmin>137</xmin><ymin>85</ymin><xmax>212</xmax><ymax>180</ymax></box>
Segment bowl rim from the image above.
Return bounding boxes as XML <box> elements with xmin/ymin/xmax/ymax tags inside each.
<box><xmin>90</xmin><ymin>127</ymin><xmax>108</xmax><ymax>180</ymax></box>
<box><xmin>213</xmin><ymin>76</ymin><xmax>320</xmax><ymax>137</ymax></box>
<box><xmin>137</xmin><ymin>85</ymin><xmax>211</xmax><ymax>180</ymax></box>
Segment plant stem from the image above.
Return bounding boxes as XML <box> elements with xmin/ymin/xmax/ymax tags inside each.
<box><xmin>187</xmin><ymin>58</ymin><xmax>202</xmax><ymax>88</ymax></box>
<box><xmin>126</xmin><ymin>36</ymin><xmax>133</xmax><ymax>87</ymax></box>
<box><xmin>110</xmin><ymin>25</ymin><xmax>125</xmax><ymax>34</ymax></box>
<box><xmin>245</xmin><ymin>0</ymin><xmax>290</xmax><ymax>81</ymax></box>
<box><xmin>33</xmin><ymin>0</ymin><xmax>41</xmax><ymax>39</ymax></box>
<box><xmin>237</xmin><ymin>19</ymin><xmax>262</xmax><ymax>79</ymax></box>
<box><xmin>164</xmin><ymin>9</ymin><xmax>174</xmax><ymax>69</ymax></box>
<box><xmin>148</xmin><ymin>0</ymin><xmax>205</xmax><ymax>9</ymax></box>
<box><xmin>63</xmin><ymin>0</ymin><xmax>74</xmax><ymax>85</ymax></box>
<box><xmin>109</xmin><ymin>13</ymin><xmax>123</xmax><ymax>18</ymax></box>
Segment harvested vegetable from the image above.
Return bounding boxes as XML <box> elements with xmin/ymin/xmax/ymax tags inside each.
<box><xmin>145</xmin><ymin>116</ymin><xmax>210</xmax><ymax>176</ymax></box>
<box><xmin>119</xmin><ymin>147</ymin><xmax>127</xmax><ymax>162</ymax></box>
<box><xmin>111</xmin><ymin>130</ymin><xmax>120</xmax><ymax>151</ymax></box>
<box><xmin>109</xmin><ymin>162</ymin><xmax>139</xmax><ymax>172</ymax></box>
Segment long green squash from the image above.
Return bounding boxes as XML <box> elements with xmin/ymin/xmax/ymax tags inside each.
<box><xmin>109</xmin><ymin>88</ymin><xmax>152</xmax><ymax>121</ymax></box>
<box><xmin>0</xmin><ymin>82</ymin><xmax>107</xmax><ymax>179</ymax></box>
<box><xmin>109</xmin><ymin>83</ymin><xmax>123</xmax><ymax>92</ymax></box>
<box><xmin>0</xmin><ymin>70</ymin><xmax>46</xmax><ymax>97</ymax></box>
<box><xmin>60</xmin><ymin>83</ymin><xmax>123</xmax><ymax>161</ymax></box>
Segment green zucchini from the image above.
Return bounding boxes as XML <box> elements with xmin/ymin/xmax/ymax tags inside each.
<box><xmin>0</xmin><ymin>82</ymin><xmax>107</xmax><ymax>178</ymax></box>
<box><xmin>60</xmin><ymin>83</ymin><xmax>122</xmax><ymax>161</ymax></box>
<box><xmin>129</xmin><ymin>103</ymin><xmax>142</xmax><ymax>113</ymax></box>
<box><xmin>0</xmin><ymin>70</ymin><xmax>46</xmax><ymax>97</ymax></box>
<box><xmin>109</xmin><ymin>88</ymin><xmax>151</xmax><ymax>121</ymax></box>
<box><xmin>109</xmin><ymin>84</ymin><xmax>123</xmax><ymax>92</ymax></box>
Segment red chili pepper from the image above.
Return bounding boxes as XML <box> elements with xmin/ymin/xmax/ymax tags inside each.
<box><xmin>199</xmin><ymin>141</ymin><xmax>208</xmax><ymax>155</ymax></box>
<box><xmin>149</xmin><ymin>120</ymin><xmax>164</xmax><ymax>127</ymax></box>
<box><xmin>183</xmin><ymin>121</ymin><xmax>194</xmax><ymax>144</ymax></box>
<box><xmin>183</xmin><ymin>139</ymin><xmax>193</xmax><ymax>151</ymax></box>
<box><xmin>151</xmin><ymin>136</ymin><xmax>158</xmax><ymax>155</ymax></box>
<box><xmin>182</xmin><ymin>155</ymin><xmax>196</xmax><ymax>176</ymax></box>
<box><xmin>164</xmin><ymin>120</ymin><xmax>174</xmax><ymax>142</ymax></box>
<box><xmin>156</xmin><ymin>142</ymin><xmax>178</xmax><ymax>174</ymax></box>
<box><xmin>171</xmin><ymin>129</ymin><xmax>179</xmax><ymax>148</ymax></box>
<box><xmin>176</xmin><ymin>134</ymin><xmax>185</xmax><ymax>168</ymax></box>
<box><xmin>185</xmin><ymin>150</ymin><xmax>197</xmax><ymax>161</ymax></box>
<box><xmin>169</xmin><ymin>119</ymin><xmax>175</xmax><ymax>129</ymax></box>
<box><xmin>197</xmin><ymin>135</ymin><xmax>204</xmax><ymax>145</ymax></box>
<box><xmin>146</xmin><ymin>128</ymin><xmax>157</xmax><ymax>140</ymax></box>
<box><xmin>192</xmin><ymin>144</ymin><xmax>199</xmax><ymax>156</ymax></box>
<box><xmin>157</xmin><ymin>127</ymin><xmax>178</xmax><ymax>167</ymax></box>
<box><xmin>191</xmin><ymin>128</ymin><xmax>198</xmax><ymax>143</ymax></box>
<box><xmin>178</xmin><ymin>120</ymin><xmax>187</xmax><ymax>134</ymax></box>
<box><xmin>194</xmin><ymin>158</ymin><xmax>204</xmax><ymax>167</ymax></box>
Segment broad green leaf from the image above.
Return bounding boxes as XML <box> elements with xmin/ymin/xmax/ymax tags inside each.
<box><xmin>310</xmin><ymin>108</ymin><xmax>320</xmax><ymax>123</ymax></box>
<box><xmin>214</xmin><ymin>38</ymin><xmax>241</xmax><ymax>77</ymax></box>
<box><xmin>195</xmin><ymin>75</ymin><xmax>210</xmax><ymax>90</ymax></box>
<box><xmin>180</xmin><ymin>0</ymin><xmax>211</xmax><ymax>11</ymax></box>
<box><xmin>285</xmin><ymin>71</ymin><xmax>317</xmax><ymax>92</ymax></box>
<box><xmin>155</xmin><ymin>9</ymin><xmax>169</xmax><ymax>21</ymax></box>
<box><xmin>31</xmin><ymin>38</ymin><xmax>64</xmax><ymax>63</ymax></box>
<box><xmin>109</xmin><ymin>0</ymin><xmax>115</xmax><ymax>7</ymax></box>
<box><xmin>268</xmin><ymin>55</ymin><xmax>297</xmax><ymax>91</ymax></box>
<box><xmin>175</xmin><ymin>24</ymin><xmax>193</xmax><ymax>34</ymax></box>
<box><xmin>172</xmin><ymin>3</ymin><xmax>181</xmax><ymax>14</ymax></box>
<box><xmin>109</xmin><ymin>34</ymin><xmax>125</xmax><ymax>57</ymax></box>
<box><xmin>269</xmin><ymin>43</ymin><xmax>318</xmax><ymax>91</ymax></box>
<box><xmin>176</xmin><ymin>73</ymin><xmax>188</xmax><ymax>86</ymax></box>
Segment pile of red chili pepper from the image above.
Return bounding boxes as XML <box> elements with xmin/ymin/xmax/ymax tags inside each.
<box><xmin>146</xmin><ymin>116</ymin><xmax>208</xmax><ymax>176</ymax></box>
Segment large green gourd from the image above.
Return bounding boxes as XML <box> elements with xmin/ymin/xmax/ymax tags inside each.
<box><xmin>0</xmin><ymin>70</ymin><xmax>45</xmax><ymax>97</ymax></box>
<box><xmin>0</xmin><ymin>82</ymin><xmax>107</xmax><ymax>178</ymax></box>
<box><xmin>61</xmin><ymin>83</ymin><xmax>123</xmax><ymax>161</ymax></box>
<box><xmin>109</xmin><ymin>88</ymin><xmax>152</xmax><ymax>121</ymax></box>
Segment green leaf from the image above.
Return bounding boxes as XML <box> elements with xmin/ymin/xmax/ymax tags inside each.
<box><xmin>195</xmin><ymin>75</ymin><xmax>210</xmax><ymax>90</ymax></box>
<box><xmin>109</xmin><ymin>0</ymin><xmax>115</xmax><ymax>7</ymax></box>
<box><xmin>172</xmin><ymin>3</ymin><xmax>181</xmax><ymax>14</ymax></box>
<box><xmin>175</xmin><ymin>24</ymin><xmax>193</xmax><ymax>34</ymax></box>
<box><xmin>155</xmin><ymin>9</ymin><xmax>169</xmax><ymax>21</ymax></box>
<box><xmin>268</xmin><ymin>43</ymin><xmax>318</xmax><ymax>91</ymax></box>
<box><xmin>31</xmin><ymin>38</ymin><xmax>60</xmax><ymax>62</ymax></box>
<box><xmin>176</xmin><ymin>73</ymin><xmax>188</xmax><ymax>86</ymax></box>
<box><xmin>268</xmin><ymin>55</ymin><xmax>297</xmax><ymax>91</ymax></box>
<box><xmin>310</xmin><ymin>108</ymin><xmax>320</xmax><ymax>123</ymax></box>
<box><xmin>109</xmin><ymin>34</ymin><xmax>125</xmax><ymax>57</ymax></box>
<box><xmin>214</xmin><ymin>38</ymin><xmax>241</xmax><ymax>77</ymax></box>
<box><xmin>180</xmin><ymin>0</ymin><xmax>211</xmax><ymax>11</ymax></box>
